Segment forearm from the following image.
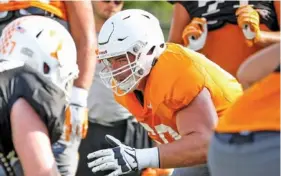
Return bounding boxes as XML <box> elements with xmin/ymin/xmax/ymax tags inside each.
<box><xmin>74</xmin><ymin>39</ymin><xmax>97</xmax><ymax>90</ymax></box>
<box><xmin>256</xmin><ymin>31</ymin><xmax>280</xmax><ymax>47</ymax></box>
<box><xmin>168</xmin><ymin>3</ymin><xmax>190</xmax><ymax>44</ymax></box>
<box><xmin>65</xmin><ymin>1</ymin><xmax>97</xmax><ymax>90</ymax></box>
<box><xmin>168</xmin><ymin>18</ymin><xmax>185</xmax><ymax>44</ymax></box>
<box><xmin>158</xmin><ymin>133</ymin><xmax>210</xmax><ymax>168</ymax></box>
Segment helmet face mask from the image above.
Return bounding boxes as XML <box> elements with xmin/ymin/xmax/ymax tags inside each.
<box><xmin>0</xmin><ymin>16</ymin><xmax>79</xmax><ymax>98</ymax></box>
<box><xmin>97</xmin><ymin>9</ymin><xmax>166</xmax><ymax>96</ymax></box>
<box><xmin>99</xmin><ymin>40</ymin><xmax>147</xmax><ymax>95</ymax></box>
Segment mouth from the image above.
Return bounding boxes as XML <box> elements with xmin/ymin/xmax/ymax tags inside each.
<box><xmin>114</xmin><ymin>75</ymin><xmax>126</xmax><ymax>82</ymax></box>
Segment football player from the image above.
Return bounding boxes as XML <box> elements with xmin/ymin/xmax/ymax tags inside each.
<box><xmin>208</xmin><ymin>43</ymin><xmax>280</xmax><ymax>176</ymax></box>
<box><xmin>0</xmin><ymin>16</ymin><xmax>78</xmax><ymax>176</ymax></box>
<box><xmin>0</xmin><ymin>0</ymin><xmax>96</xmax><ymax>141</ymax></box>
<box><xmin>87</xmin><ymin>9</ymin><xmax>242</xmax><ymax>176</ymax></box>
<box><xmin>168</xmin><ymin>1</ymin><xmax>280</xmax><ymax>77</ymax></box>
<box><xmin>0</xmin><ymin>1</ymin><xmax>97</xmax><ymax>175</ymax></box>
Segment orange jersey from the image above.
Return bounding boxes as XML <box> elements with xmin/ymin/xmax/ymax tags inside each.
<box><xmin>0</xmin><ymin>0</ymin><xmax>67</xmax><ymax>20</ymax></box>
<box><xmin>177</xmin><ymin>1</ymin><xmax>280</xmax><ymax>77</ymax></box>
<box><xmin>115</xmin><ymin>43</ymin><xmax>242</xmax><ymax>144</ymax></box>
<box><xmin>216</xmin><ymin>72</ymin><xmax>280</xmax><ymax>133</ymax></box>
<box><xmin>199</xmin><ymin>24</ymin><xmax>271</xmax><ymax>77</ymax></box>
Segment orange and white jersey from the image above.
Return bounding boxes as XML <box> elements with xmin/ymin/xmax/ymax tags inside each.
<box><xmin>178</xmin><ymin>1</ymin><xmax>280</xmax><ymax>76</ymax></box>
<box><xmin>216</xmin><ymin>70</ymin><xmax>280</xmax><ymax>133</ymax></box>
<box><xmin>0</xmin><ymin>0</ymin><xmax>67</xmax><ymax>20</ymax></box>
<box><xmin>115</xmin><ymin>43</ymin><xmax>243</xmax><ymax>144</ymax></box>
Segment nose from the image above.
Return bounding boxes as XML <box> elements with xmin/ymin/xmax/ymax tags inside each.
<box><xmin>111</xmin><ymin>60</ymin><xmax>122</xmax><ymax>70</ymax></box>
<box><xmin>110</xmin><ymin>58</ymin><xmax>127</xmax><ymax>70</ymax></box>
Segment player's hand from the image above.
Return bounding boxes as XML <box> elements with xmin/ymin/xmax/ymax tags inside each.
<box><xmin>65</xmin><ymin>105</ymin><xmax>88</xmax><ymax>141</ymax></box>
<box><xmin>87</xmin><ymin>135</ymin><xmax>138</xmax><ymax>176</ymax></box>
<box><xmin>64</xmin><ymin>86</ymin><xmax>89</xmax><ymax>141</ymax></box>
<box><xmin>64</xmin><ymin>104</ymin><xmax>88</xmax><ymax>141</ymax></box>
<box><xmin>236</xmin><ymin>5</ymin><xmax>261</xmax><ymax>47</ymax></box>
<box><xmin>182</xmin><ymin>17</ymin><xmax>208</xmax><ymax>51</ymax></box>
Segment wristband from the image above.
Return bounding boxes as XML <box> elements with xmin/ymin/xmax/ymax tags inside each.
<box><xmin>70</xmin><ymin>86</ymin><xmax>88</xmax><ymax>107</ymax></box>
<box><xmin>136</xmin><ymin>147</ymin><xmax>160</xmax><ymax>170</ymax></box>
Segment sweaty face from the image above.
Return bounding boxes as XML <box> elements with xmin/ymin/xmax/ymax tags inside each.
<box><xmin>103</xmin><ymin>53</ymin><xmax>136</xmax><ymax>83</ymax></box>
<box><xmin>92</xmin><ymin>1</ymin><xmax>124</xmax><ymax>20</ymax></box>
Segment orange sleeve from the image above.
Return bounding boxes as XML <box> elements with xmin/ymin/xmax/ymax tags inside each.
<box><xmin>216</xmin><ymin>73</ymin><xmax>280</xmax><ymax>132</ymax></box>
<box><xmin>163</xmin><ymin>61</ymin><xmax>206</xmax><ymax>112</ymax></box>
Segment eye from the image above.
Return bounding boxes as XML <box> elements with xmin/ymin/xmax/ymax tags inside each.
<box><xmin>105</xmin><ymin>55</ymin><xmax>127</xmax><ymax>67</ymax></box>
<box><xmin>116</xmin><ymin>57</ymin><xmax>127</xmax><ymax>64</ymax></box>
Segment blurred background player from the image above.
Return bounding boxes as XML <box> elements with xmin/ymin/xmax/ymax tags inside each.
<box><xmin>76</xmin><ymin>1</ymin><xmax>155</xmax><ymax>176</ymax></box>
<box><xmin>168</xmin><ymin>1</ymin><xmax>280</xmax><ymax>77</ymax></box>
<box><xmin>86</xmin><ymin>9</ymin><xmax>242</xmax><ymax>176</ymax></box>
<box><xmin>0</xmin><ymin>16</ymin><xmax>79</xmax><ymax>176</ymax></box>
<box><xmin>208</xmin><ymin>42</ymin><xmax>280</xmax><ymax>176</ymax></box>
<box><xmin>0</xmin><ymin>1</ymin><xmax>97</xmax><ymax>175</ymax></box>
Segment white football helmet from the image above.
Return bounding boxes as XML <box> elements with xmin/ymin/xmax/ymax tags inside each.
<box><xmin>97</xmin><ymin>9</ymin><xmax>165</xmax><ymax>96</ymax></box>
<box><xmin>0</xmin><ymin>16</ymin><xmax>79</xmax><ymax>97</ymax></box>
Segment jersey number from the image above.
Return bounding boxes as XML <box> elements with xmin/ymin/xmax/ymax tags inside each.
<box><xmin>199</xmin><ymin>0</ymin><xmax>250</xmax><ymax>19</ymax></box>
<box><xmin>140</xmin><ymin>123</ymin><xmax>181</xmax><ymax>144</ymax></box>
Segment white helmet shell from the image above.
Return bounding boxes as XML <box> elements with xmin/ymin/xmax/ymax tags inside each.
<box><xmin>0</xmin><ymin>15</ymin><xmax>79</xmax><ymax>96</ymax></box>
<box><xmin>98</xmin><ymin>9</ymin><xmax>165</xmax><ymax>96</ymax></box>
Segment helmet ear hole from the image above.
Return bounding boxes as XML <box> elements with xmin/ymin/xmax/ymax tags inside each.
<box><xmin>146</xmin><ymin>46</ymin><xmax>155</xmax><ymax>56</ymax></box>
<box><xmin>43</xmin><ymin>62</ymin><xmax>50</xmax><ymax>74</ymax></box>
<box><xmin>137</xmin><ymin>68</ymin><xmax>144</xmax><ymax>75</ymax></box>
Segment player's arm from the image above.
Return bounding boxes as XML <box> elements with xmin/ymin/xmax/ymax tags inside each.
<box><xmin>237</xmin><ymin>42</ymin><xmax>280</xmax><ymax>89</ymax></box>
<box><xmin>64</xmin><ymin>1</ymin><xmax>97</xmax><ymax>140</ymax></box>
<box><xmin>256</xmin><ymin>31</ymin><xmax>280</xmax><ymax>47</ymax></box>
<box><xmin>168</xmin><ymin>2</ymin><xmax>191</xmax><ymax>44</ymax></box>
<box><xmin>65</xmin><ymin>1</ymin><xmax>97</xmax><ymax>90</ymax></box>
<box><xmin>11</xmin><ymin>98</ymin><xmax>60</xmax><ymax>176</ymax></box>
<box><xmin>158</xmin><ymin>88</ymin><xmax>218</xmax><ymax>168</ymax></box>
<box><xmin>86</xmin><ymin>88</ymin><xmax>217</xmax><ymax>174</ymax></box>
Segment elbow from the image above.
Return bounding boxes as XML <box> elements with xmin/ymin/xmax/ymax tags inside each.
<box><xmin>197</xmin><ymin>142</ymin><xmax>209</xmax><ymax>165</ymax></box>
<box><xmin>194</xmin><ymin>134</ymin><xmax>209</xmax><ymax>164</ymax></box>
<box><xmin>182</xmin><ymin>132</ymin><xmax>210</xmax><ymax>166</ymax></box>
